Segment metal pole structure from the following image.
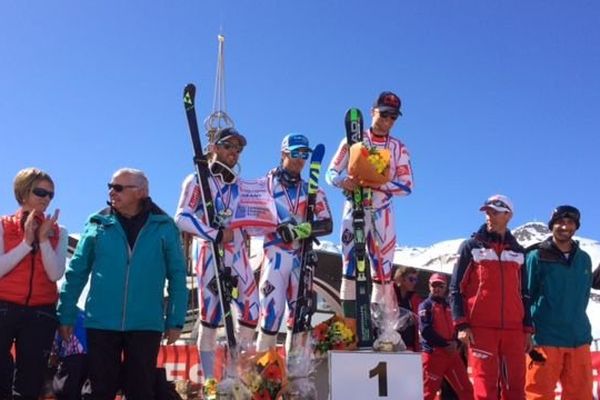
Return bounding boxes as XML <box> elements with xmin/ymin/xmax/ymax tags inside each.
<box><xmin>204</xmin><ymin>34</ymin><xmax>235</xmax><ymax>144</ymax></box>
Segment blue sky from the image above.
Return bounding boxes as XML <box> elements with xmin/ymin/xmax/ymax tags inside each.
<box><xmin>1</xmin><ymin>1</ymin><xmax>599</xmax><ymax>247</ymax></box>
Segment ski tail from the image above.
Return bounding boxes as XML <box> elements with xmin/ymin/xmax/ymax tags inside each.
<box><xmin>292</xmin><ymin>143</ymin><xmax>325</xmax><ymax>334</ymax></box>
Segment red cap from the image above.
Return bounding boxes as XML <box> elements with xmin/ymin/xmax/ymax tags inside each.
<box><xmin>429</xmin><ymin>273</ymin><xmax>447</xmax><ymax>285</ymax></box>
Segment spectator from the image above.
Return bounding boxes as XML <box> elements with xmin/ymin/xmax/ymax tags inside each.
<box><xmin>420</xmin><ymin>273</ymin><xmax>473</xmax><ymax>400</ymax></box>
<box><xmin>0</xmin><ymin>167</ymin><xmax>67</xmax><ymax>400</ymax></box>
<box><xmin>526</xmin><ymin>205</ymin><xmax>593</xmax><ymax>399</ymax></box>
<box><xmin>57</xmin><ymin>168</ymin><xmax>187</xmax><ymax>400</ymax></box>
<box><xmin>450</xmin><ymin>194</ymin><xmax>533</xmax><ymax>399</ymax></box>
<box><xmin>51</xmin><ymin>308</ymin><xmax>88</xmax><ymax>400</ymax></box>
<box><xmin>393</xmin><ymin>266</ymin><xmax>422</xmax><ymax>351</ymax></box>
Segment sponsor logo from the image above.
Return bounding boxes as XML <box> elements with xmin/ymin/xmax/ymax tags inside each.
<box><xmin>261</xmin><ymin>280</ymin><xmax>275</xmax><ymax>297</ymax></box>
<box><xmin>341</xmin><ymin>229</ymin><xmax>354</xmax><ymax>245</ymax></box>
<box><xmin>207</xmin><ymin>277</ymin><xmax>219</xmax><ymax>296</ymax></box>
<box><xmin>188</xmin><ymin>186</ymin><xmax>200</xmax><ymax>209</ymax></box>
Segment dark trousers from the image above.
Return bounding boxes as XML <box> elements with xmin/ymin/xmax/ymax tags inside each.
<box><xmin>0</xmin><ymin>301</ymin><xmax>57</xmax><ymax>400</ymax></box>
<box><xmin>86</xmin><ymin>329</ymin><xmax>161</xmax><ymax>400</ymax></box>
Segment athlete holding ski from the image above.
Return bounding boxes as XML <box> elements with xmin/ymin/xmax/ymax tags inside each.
<box><xmin>256</xmin><ymin>134</ymin><xmax>332</xmax><ymax>353</ymax></box>
<box><xmin>326</xmin><ymin>91</ymin><xmax>414</xmax><ymax>327</ymax></box>
<box><xmin>175</xmin><ymin>126</ymin><xmax>259</xmax><ymax>380</ymax></box>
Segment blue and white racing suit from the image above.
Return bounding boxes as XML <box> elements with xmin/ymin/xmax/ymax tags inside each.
<box><xmin>326</xmin><ymin>130</ymin><xmax>413</xmax><ymax>301</ymax></box>
<box><xmin>258</xmin><ymin>169</ymin><xmax>332</xmax><ymax>337</ymax></box>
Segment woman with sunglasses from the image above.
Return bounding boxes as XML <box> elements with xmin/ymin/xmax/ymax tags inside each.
<box><xmin>255</xmin><ymin>133</ymin><xmax>333</xmax><ymax>354</ymax></box>
<box><xmin>392</xmin><ymin>266</ymin><xmax>423</xmax><ymax>351</ymax></box>
<box><xmin>0</xmin><ymin>167</ymin><xmax>67</xmax><ymax>400</ymax></box>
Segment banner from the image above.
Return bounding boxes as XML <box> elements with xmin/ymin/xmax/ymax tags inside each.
<box><xmin>230</xmin><ymin>178</ymin><xmax>277</xmax><ymax>236</ymax></box>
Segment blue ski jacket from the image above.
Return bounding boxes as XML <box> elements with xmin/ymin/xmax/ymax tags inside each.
<box><xmin>527</xmin><ymin>237</ymin><xmax>592</xmax><ymax>347</ymax></box>
<box><xmin>58</xmin><ymin>202</ymin><xmax>188</xmax><ymax>332</ymax></box>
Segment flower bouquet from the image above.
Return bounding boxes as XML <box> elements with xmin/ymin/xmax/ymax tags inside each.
<box><xmin>312</xmin><ymin>314</ymin><xmax>357</xmax><ymax>356</ymax></box>
<box><xmin>239</xmin><ymin>348</ymin><xmax>286</xmax><ymax>400</ymax></box>
<box><xmin>348</xmin><ymin>143</ymin><xmax>391</xmax><ymax>187</ymax></box>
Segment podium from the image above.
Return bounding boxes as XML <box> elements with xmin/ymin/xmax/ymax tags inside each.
<box><xmin>316</xmin><ymin>350</ymin><xmax>423</xmax><ymax>399</ymax></box>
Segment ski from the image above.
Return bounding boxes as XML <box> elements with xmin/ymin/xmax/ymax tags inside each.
<box><xmin>345</xmin><ymin>108</ymin><xmax>374</xmax><ymax>348</ymax></box>
<box><xmin>291</xmin><ymin>144</ymin><xmax>326</xmax><ymax>334</ymax></box>
<box><xmin>183</xmin><ymin>83</ymin><xmax>237</xmax><ymax>355</ymax></box>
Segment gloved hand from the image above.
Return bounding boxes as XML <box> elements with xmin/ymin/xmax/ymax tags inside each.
<box><xmin>277</xmin><ymin>222</ymin><xmax>312</xmax><ymax>243</ymax></box>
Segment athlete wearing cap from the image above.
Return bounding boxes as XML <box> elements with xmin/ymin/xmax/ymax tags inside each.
<box><xmin>326</xmin><ymin>91</ymin><xmax>414</xmax><ymax>317</ymax></box>
<box><xmin>256</xmin><ymin>133</ymin><xmax>332</xmax><ymax>353</ymax></box>
<box><xmin>175</xmin><ymin>127</ymin><xmax>259</xmax><ymax>380</ymax></box>
<box><xmin>419</xmin><ymin>273</ymin><xmax>473</xmax><ymax>400</ymax></box>
<box><xmin>449</xmin><ymin>194</ymin><xmax>533</xmax><ymax>399</ymax></box>
<box><xmin>525</xmin><ymin>205</ymin><xmax>593</xmax><ymax>399</ymax></box>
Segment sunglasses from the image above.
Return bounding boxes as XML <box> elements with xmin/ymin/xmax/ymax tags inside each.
<box><xmin>107</xmin><ymin>183</ymin><xmax>138</xmax><ymax>192</ymax></box>
<box><xmin>379</xmin><ymin>111</ymin><xmax>399</xmax><ymax>121</ymax></box>
<box><xmin>406</xmin><ymin>276</ymin><xmax>418</xmax><ymax>283</ymax></box>
<box><xmin>32</xmin><ymin>187</ymin><xmax>55</xmax><ymax>200</ymax></box>
<box><xmin>287</xmin><ymin>148</ymin><xmax>310</xmax><ymax>160</ymax></box>
<box><xmin>217</xmin><ymin>141</ymin><xmax>244</xmax><ymax>153</ymax></box>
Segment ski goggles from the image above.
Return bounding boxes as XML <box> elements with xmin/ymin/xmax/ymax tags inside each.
<box><xmin>285</xmin><ymin>148</ymin><xmax>311</xmax><ymax>160</ymax></box>
<box><xmin>32</xmin><ymin>187</ymin><xmax>55</xmax><ymax>199</ymax></box>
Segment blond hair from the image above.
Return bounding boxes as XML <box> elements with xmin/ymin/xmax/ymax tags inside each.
<box><xmin>13</xmin><ymin>167</ymin><xmax>54</xmax><ymax>206</ymax></box>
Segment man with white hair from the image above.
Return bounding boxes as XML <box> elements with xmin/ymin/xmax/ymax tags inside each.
<box><xmin>449</xmin><ymin>194</ymin><xmax>533</xmax><ymax>399</ymax></box>
<box><xmin>58</xmin><ymin>168</ymin><xmax>187</xmax><ymax>400</ymax></box>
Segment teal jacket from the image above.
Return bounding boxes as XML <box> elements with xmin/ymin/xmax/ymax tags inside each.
<box><xmin>57</xmin><ymin>202</ymin><xmax>188</xmax><ymax>332</ymax></box>
<box><xmin>527</xmin><ymin>237</ymin><xmax>592</xmax><ymax>347</ymax></box>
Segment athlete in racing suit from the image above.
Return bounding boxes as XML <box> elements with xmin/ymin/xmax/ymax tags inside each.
<box><xmin>175</xmin><ymin>127</ymin><xmax>259</xmax><ymax>380</ymax></box>
<box><xmin>325</xmin><ymin>91</ymin><xmax>413</xmax><ymax>314</ymax></box>
<box><xmin>255</xmin><ymin>134</ymin><xmax>332</xmax><ymax>353</ymax></box>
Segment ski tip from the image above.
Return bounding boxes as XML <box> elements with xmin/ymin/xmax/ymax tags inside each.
<box><xmin>311</xmin><ymin>143</ymin><xmax>325</xmax><ymax>163</ymax></box>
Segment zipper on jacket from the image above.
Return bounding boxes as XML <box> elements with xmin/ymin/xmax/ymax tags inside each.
<box><xmin>495</xmin><ymin>241</ymin><xmax>505</xmax><ymax>330</ymax></box>
<box><xmin>120</xmin><ymin>222</ymin><xmax>149</xmax><ymax>330</ymax></box>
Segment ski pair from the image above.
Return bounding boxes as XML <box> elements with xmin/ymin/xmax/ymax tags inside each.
<box><xmin>345</xmin><ymin>108</ymin><xmax>375</xmax><ymax>348</ymax></box>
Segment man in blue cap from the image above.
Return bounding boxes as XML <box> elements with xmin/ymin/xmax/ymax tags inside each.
<box><xmin>256</xmin><ymin>133</ymin><xmax>332</xmax><ymax>353</ymax></box>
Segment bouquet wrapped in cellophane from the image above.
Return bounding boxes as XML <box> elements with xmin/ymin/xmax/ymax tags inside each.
<box><xmin>312</xmin><ymin>314</ymin><xmax>357</xmax><ymax>356</ymax></box>
<box><xmin>284</xmin><ymin>333</ymin><xmax>318</xmax><ymax>400</ymax></box>
<box><xmin>348</xmin><ymin>143</ymin><xmax>392</xmax><ymax>187</ymax></box>
<box><xmin>370</xmin><ymin>284</ymin><xmax>413</xmax><ymax>352</ymax></box>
